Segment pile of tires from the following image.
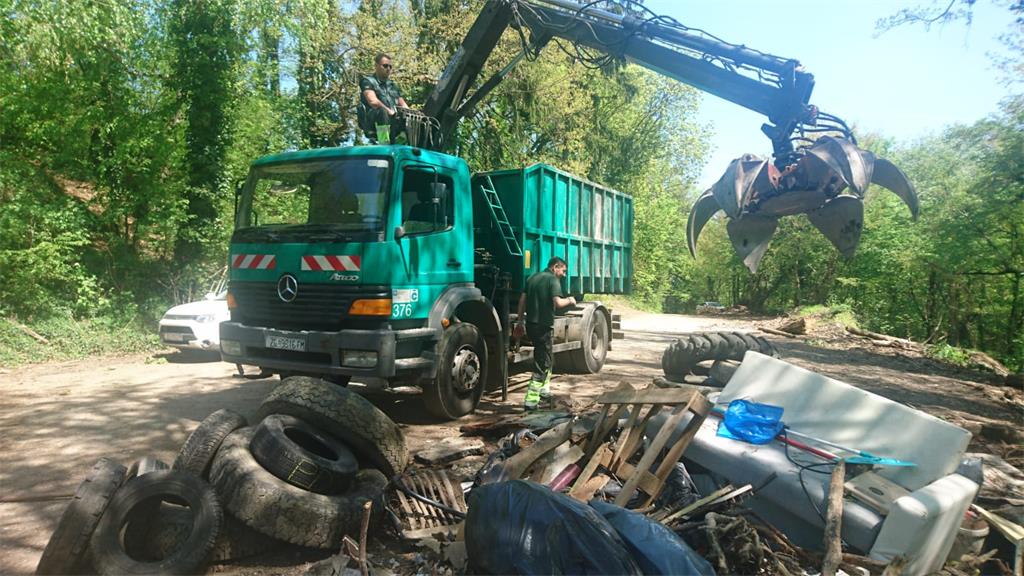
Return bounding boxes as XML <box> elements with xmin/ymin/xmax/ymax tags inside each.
<box><xmin>661</xmin><ymin>331</ymin><xmax>779</xmax><ymax>381</ymax></box>
<box><xmin>36</xmin><ymin>376</ymin><xmax>407</xmax><ymax>575</ymax></box>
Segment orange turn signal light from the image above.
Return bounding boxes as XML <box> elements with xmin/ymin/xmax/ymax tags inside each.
<box><xmin>349</xmin><ymin>298</ymin><xmax>392</xmax><ymax>316</ymax></box>
<box><xmin>226</xmin><ymin>292</ymin><xmax>237</xmax><ymax>309</ymax></box>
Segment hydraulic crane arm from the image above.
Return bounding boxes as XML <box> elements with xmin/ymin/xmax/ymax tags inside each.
<box><xmin>419</xmin><ymin>0</ymin><xmax>917</xmax><ymax>274</ymax></box>
<box><xmin>422</xmin><ymin>0</ymin><xmax>820</xmax><ymax>163</ymax></box>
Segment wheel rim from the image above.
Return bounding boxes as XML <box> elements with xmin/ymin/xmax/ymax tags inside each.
<box><xmin>590</xmin><ymin>322</ymin><xmax>606</xmax><ymax>360</ymax></box>
<box><xmin>451</xmin><ymin>345</ymin><xmax>481</xmax><ymax>393</ymax></box>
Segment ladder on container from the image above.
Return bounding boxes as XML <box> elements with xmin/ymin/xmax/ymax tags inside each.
<box><xmin>477</xmin><ymin>175</ymin><xmax>522</xmax><ymax>256</ymax></box>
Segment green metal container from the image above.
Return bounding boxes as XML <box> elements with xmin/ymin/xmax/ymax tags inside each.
<box><xmin>473</xmin><ymin>163</ymin><xmax>633</xmax><ymax>295</ymax></box>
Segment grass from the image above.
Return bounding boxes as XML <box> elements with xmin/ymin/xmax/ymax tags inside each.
<box><xmin>797</xmin><ymin>303</ymin><xmax>860</xmax><ymax>329</ymax></box>
<box><xmin>0</xmin><ymin>315</ymin><xmax>162</xmax><ymax>368</ymax></box>
<box><xmin>924</xmin><ymin>343</ymin><xmax>973</xmax><ymax>368</ymax></box>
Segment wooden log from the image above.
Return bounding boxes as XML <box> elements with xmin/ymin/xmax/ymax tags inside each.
<box><xmin>759</xmin><ymin>327</ymin><xmax>796</xmax><ymax>338</ymax></box>
<box><xmin>705</xmin><ymin>513</ymin><xmax>732</xmax><ymax>575</ymax></box>
<box><xmin>5</xmin><ymin>318</ymin><xmax>48</xmax><ymax>344</ymax></box>
<box><xmin>779</xmin><ymin>317</ymin><xmax>806</xmax><ymax>335</ymax></box>
<box><xmin>822</xmin><ymin>460</ymin><xmax>846</xmax><ymax>576</ymax></box>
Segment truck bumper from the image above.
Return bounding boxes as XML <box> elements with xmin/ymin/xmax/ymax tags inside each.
<box><xmin>219</xmin><ymin>322</ymin><xmax>440</xmax><ymax>381</ymax></box>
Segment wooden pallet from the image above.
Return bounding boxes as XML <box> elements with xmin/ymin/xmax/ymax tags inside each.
<box><xmin>569</xmin><ymin>382</ymin><xmax>711</xmax><ymax>508</ymax></box>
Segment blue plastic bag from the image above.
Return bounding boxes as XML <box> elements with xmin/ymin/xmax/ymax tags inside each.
<box><xmin>466</xmin><ymin>480</ymin><xmax>642</xmax><ymax>575</ymax></box>
<box><xmin>590</xmin><ymin>500</ymin><xmax>716</xmax><ymax>575</ymax></box>
<box><xmin>717</xmin><ymin>398</ymin><xmax>784</xmax><ymax>444</ymax></box>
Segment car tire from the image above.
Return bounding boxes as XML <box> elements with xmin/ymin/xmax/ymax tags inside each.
<box><xmin>36</xmin><ymin>458</ymin><xmax>126</xmax><ymax>575</ymax></box>
<box><xmin>173</xmin><ymin>409</ymin><xmax>247</xmax><ymax>479</ymax></box>
<box><xmin>250</xmin><ymin>414</ymin><xmax>358</xmax><ymax>495</ymax></box>
<box><xmin>89</xmin><ymin>470</ymin><xmax>222</xmax><ymax>576</ymax></box>
<box><xmin>210</xmin><ymin>427</ymin><xmax>387</xmax><ymax>549</ymax></box>
<box><xmin>423</xmin><ymin>323</ymin><xmax>487</xmax><ymax>420</ymax></box>
<box><xmin>132</xmin><ymin>506</ymin><xmax>281</xmax><ymax>564</ymax></box>
<box><xmin>257</xmin><ymin>376</ymin><xmax>408</xmax><ymax>478</ymax></box>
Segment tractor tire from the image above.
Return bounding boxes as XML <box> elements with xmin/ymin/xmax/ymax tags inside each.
<box><xmin>422</xmin><ymin>323</ymin><xmax>487</xmax><ymax>420</ymax></box>
<box><xmin>36</xmin><ymin>458</ymin><xmax>126</xmax><ymax>575</ymax></box>
<box><xmin>132</xmin><ymin>506</ymin><xmax>281</xmax><ymax>564</ymax></box>
<box><xmin>173</xmin><ymin>409</ymin><xmax>247</xmax><ymax>479</ymax></box>
<box><xmin>89</xmin><ymin>470</ymin><xmax>222</xmax><ymax>576</ymax></box>
<box><xmin>250</xmin><ymin>414</ymin><xmax>358</xmax><ymax>495</ymax></box>
<box><xmin>210</xmin><ymin>427</ymin><xmax>387</xmax><ymax>549</ymax></box>
<box><xmin>257</xmin><ymin>376</ymin><xmax>407</xmax><ymax>478</ymax></box>
<box><xmin>569</xmin><ymin>308</ymin><xmax>610</xmax><ymax>374</ymax></box>
<box><xmin>662</xmin><ymin>331</ymin><xmax>782</xmax><ymax>379</ymax></box>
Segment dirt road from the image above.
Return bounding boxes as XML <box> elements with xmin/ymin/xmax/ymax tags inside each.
<box><xmin>0</xmin><ymin>309</ymin><xmax>1015</xmax><ymax>574</ymax></box>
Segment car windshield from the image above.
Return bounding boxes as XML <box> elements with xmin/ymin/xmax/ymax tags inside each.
<box><xmin>235</xmin><ymin>157</ymin><xmax>391</xmax><ymax>239</ymax></box>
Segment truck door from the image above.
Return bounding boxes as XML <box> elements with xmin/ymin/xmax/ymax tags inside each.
<box><xmin>396</xmin><ymin>165</ymin><xmax>471</xmax><ymax>288</ymax></box>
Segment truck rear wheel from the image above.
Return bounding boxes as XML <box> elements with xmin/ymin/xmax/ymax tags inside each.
<box><xmin>570</xmin><ymin>308</ymin><xmax>610</xmax><ymax>374</ymax></box>
<box><xmin>423</xmin><ymin>323</ymin><xmax>486</xmax><ymax>420</ymax></box>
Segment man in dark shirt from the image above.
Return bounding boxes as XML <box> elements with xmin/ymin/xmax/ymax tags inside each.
<box><xmin>514</xmin><ymin>257</ymin><xmax>577</xmax><ymax>410</ymax></box>
<box><xmin>358</xmin><ymin>53</ymin><xmax>409</xmax><ymax>143</ymax></box>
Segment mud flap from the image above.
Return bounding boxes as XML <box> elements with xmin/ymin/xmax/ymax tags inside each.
<box><xmin>726</xmin><ymin>215</ymin><xmax>778</xmax><ymax>273</ymax></box>
<box><xmin>807</xmin><ymin>195</ymin><xmax>864</xmax><ymax>258</ymax></box>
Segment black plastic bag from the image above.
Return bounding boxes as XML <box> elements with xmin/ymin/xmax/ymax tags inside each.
<box><xmin>590</xmin><ymin>500</ymin><xmax>716</xmax><ymax>576</ymax></box>
<box><xmin>466</xmin><ymin>480</ymin><xmax>642</xmax><ymax>575</ymax></box>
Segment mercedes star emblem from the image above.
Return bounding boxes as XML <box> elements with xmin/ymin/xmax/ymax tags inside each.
<box><xmin>277</xmin><ymin>274</ymin><xmax>298</xmax><ymax>303</ymax></box>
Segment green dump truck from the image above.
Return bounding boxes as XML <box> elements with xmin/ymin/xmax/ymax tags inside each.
<box><xmin>220</xmin><ymin>145</ymin><xmax>633</xmax><ymax>419</ymax></box>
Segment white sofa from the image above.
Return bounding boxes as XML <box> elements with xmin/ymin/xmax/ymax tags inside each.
<box><xmin>675</xmin><ymin>351</ymin><xmax>978</xmax><ymax>576</ymax></box>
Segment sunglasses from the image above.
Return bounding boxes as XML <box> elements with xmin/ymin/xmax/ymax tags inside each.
<box><xmin>380</xmin><ymin>63</ymin><xmax>392</xmax><ymax>69</ymax></box>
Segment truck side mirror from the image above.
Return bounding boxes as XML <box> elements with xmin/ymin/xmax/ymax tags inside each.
<box><xmin>394</xmin><ymin>225</ymin><xmax>406</xmax><ymax>241</ymax></box>
<box><xmin>430</xmin><ymin>182</ymin><xmax>448</xmax><ymax>200</ymax></box>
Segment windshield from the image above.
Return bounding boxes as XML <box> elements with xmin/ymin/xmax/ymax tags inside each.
<box><xmin>236</xmin><ymin>157</ymin><xmax>391</xmax><ymax>239</ymax></box>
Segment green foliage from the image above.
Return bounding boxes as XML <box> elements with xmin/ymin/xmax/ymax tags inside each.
<box><xmin>0</xmin><ymin>315</ymin><xmax>161</xmax><ymax>367</ymax></box>
<box><xmin>925</xmin><ymin>343</ymin><xmax>973</xmax><ymax>367</ymax></box>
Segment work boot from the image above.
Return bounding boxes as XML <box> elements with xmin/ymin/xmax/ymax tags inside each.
<box><xmin>523</xmin><ymin>379</ymin><xmax>544</xmax><ymax>410</ymax></box>
<box><xmin>538</xmin><ymin>371</ymin><xmax>552</xmax><ymax>402</ymax></box>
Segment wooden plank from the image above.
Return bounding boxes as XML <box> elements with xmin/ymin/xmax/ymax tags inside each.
<box><xmin>649</xmin><ymin>393</ymin><xmax>711</xmax><ymax>494</ymax></box>
<box><xmin>612</xmin><ymin>404</ymin><xmax>661</xmax><ymax>470</ymax></box>
<box><xmin>570</xmin><ymin>443</ymin><xmax>612</xmax><ymax>494</ymax></box>
<box><xmin>595</xmin><ymin>386</ymin><xmax>711</xmax><ymax>405</ymax></box>
<box><xmin>490</xmin><ymin>421</ymin><xmax>573</xmax><ymax>482</ymax></box>
<box><xmin>660</xmin><ymin>484</ymin><xmax>735</xmax><ymax>524</ymax></box>
<box><xmin>570</xmin><ymin>473</ymin><xmax>611</xmax><ymax>502</ymax></box>
<box><xmin>414</xmin><ymin>437</ymin><xmax>486</xmax><ymax>466</ymax></box>
<box><xmin>611</xmin><ymin>461</ymin><xmax>662</xmax><ymax>497</ymax></box>
<box><xmin>613</xmin><ymin>404</ymin><xmax>690</xmax><ymax>506</ymax></box>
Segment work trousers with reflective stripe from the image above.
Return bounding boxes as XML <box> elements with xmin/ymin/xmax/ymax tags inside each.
<box><xmin>526</xmin><ymin>323</ymin><xmax>553</xmax><ymax>382</ymax></box>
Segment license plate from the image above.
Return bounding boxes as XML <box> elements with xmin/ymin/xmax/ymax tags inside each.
<box><xmin>162</xmin><ymin>333</ymin><xmax>184</xmax><ymax>342</ymax></box>
<box><xmin>265</xmin><ymin>334</ymin><xmax>306</xmax><ymax>352</ymax></box>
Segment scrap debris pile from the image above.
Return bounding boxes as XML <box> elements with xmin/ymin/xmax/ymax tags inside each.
<box><xmin>37</xmin><ymin>348</ymin><xmax>1024</xmax><ymax>575</ymax></box>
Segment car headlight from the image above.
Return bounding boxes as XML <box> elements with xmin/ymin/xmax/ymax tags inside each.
<box><xmin>194</xmin><ymin>314</ymin><xmax>218</xmax><ymax>323</ymax></box>
<box><xmin>341</xmin><ymin>350</ymin><xmax>378</xmax><ymax>368</ymax></box>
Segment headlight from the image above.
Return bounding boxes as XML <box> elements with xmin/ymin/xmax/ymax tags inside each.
<box><xmin>341</xmin><ymin>350</ymin><xmax>378</xmax><ymax>368</ymax></box>
<box><xmin>194</xmin><ymin>314</ymin><xmax>218</xmax><ymax>323</ymax></box>
<box><xmin>221</xmin><ymin>340</ymin><xmax>242</xmax><ymax>356</ymax></box>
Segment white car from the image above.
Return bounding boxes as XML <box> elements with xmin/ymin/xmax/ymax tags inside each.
<box><xmin>158</xmin><ymin>291</ymin><xmax>230</xmax><ymax>351</ymax></box>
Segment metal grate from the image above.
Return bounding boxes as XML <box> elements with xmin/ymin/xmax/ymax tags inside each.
<box><xmin>230</xmin><ymin>281</ymin><xmax>389</xmax><ymax>331</ymax></box>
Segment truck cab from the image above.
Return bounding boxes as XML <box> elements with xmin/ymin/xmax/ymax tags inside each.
<box><xmin>221</xmin><ymin>146</ymin><xmax>480</xmax><ymax>384</ymax></box>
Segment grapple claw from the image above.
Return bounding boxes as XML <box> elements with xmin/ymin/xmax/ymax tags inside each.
<box><xmin>807</xmin><ymin>195</ymin><xmax>864</xmax><ymax>258</ymax></box>
<box><xmin>687</xmin><ymin>191</ymin><xmax>722</xmax><ymax>258</ymax></box>
<box><xmin>869</xmin><ymin>155</ymin><xmax>919</xmax><ymax>219</ymax></box>
<box><xmin>711</xmin><ymin>154</ymin><xmax>768</xmax><ymax>218</ymax></box>
<box><xmin>687</xmin><ymin>135</ymin><xmax>918</xmax><ymax>271</ymax></box>
<box><xmin>805</xmin><ymin>135</ymin><xmax>873</xmax><ymax>195</ymax></box>
<box><xmin>726</xmin><ymin>215</ymin><xmax>778</xmax><ymax>273</ymax></box>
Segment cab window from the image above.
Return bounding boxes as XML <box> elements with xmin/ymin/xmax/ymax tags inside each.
<box><xmin>401</xmin><ymin>168</ymin><xmax>454</xmax><ymax>235</ymax></box>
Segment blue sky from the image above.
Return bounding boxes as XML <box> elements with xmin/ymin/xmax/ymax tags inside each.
<box><xmin>642</xmin><ymin>0</ymin><xmax>1016</xmax><ymax>188</ymax></box>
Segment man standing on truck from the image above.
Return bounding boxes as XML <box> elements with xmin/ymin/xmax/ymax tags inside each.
<box><xmin>358</xmin><ymin>53</ymin><xmax>409</xmax><ymax>143</ymax></box>
<box><xmin>515</xmin><ymin>257</ymin><xmax>577</xmax><ymax>410</ymax></box>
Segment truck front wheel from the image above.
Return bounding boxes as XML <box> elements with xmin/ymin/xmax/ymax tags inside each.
<box><xmin>423</xmin><ymin>323</ymin><xmax>487</xmax><ymax>420</ymax></box>
<box><xmin>572</xmin><ymin>309</ymin><xmax>610</xmax><ymax>373</ymax></box>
